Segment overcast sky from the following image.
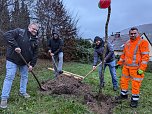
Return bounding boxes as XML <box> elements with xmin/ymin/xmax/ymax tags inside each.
<box><xmin>63</xmin><ymin>0</ymin><xmax>152</xmax><ymax>39</ymax></box>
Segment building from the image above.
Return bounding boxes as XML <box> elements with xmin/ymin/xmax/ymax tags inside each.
<box><xmin>108</xmin><ymin>32</ymin><xmax>152</xmax><ymax>61</ymax></box>
<box><xmin>141</xmin><ymin>33</ymin><xmax>152</xmax><ymax>61</ymax></box>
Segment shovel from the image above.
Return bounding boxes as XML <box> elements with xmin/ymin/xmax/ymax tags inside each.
<box><xmin>82</xmin><ymin>61</ymin><xmax>102</xmax><ymax>80</ymax></box>
<box><xmin>51</xmin><ymin>55</ymin><xmax>58</xmax><ymax>73</ymax></box>
<box><xmin>51</xmin><ymin>55</ymin><xmax>61</xmax><ymax>77</ymax></box>
<box><xmin>18</xmin><ymin>53</ymin><xmax>47</xmax><ymax>91</ymax></box>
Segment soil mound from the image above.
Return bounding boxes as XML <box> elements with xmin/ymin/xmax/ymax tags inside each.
<box><xmin>41</xmin><ymin>74</ymin><xmax>116</xmax><ymax>114</ymax></box>
<box><xmin>42</xmin><ymin>74</ymin><xmax>91</xmax><ymax>96</ymax></box>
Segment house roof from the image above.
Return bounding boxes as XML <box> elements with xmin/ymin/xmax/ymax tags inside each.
<box><xmin>107</xmin><ymin>34</ymin><xmax>129</xmax><ymax>51</ymax></box>
<box><xmin>143</xmin><ymin>33</ymin><xmax>152</xmax><ymax>45</ymax></box>
<box><xmin>120</xmin><ymin>23</ymin><xmax>152</xmax><ymax>34</ymax></box>
<box><xmin>105</xmin><ymin>33</ymin><xmax>152</xmax><ymax>51</ymax></box>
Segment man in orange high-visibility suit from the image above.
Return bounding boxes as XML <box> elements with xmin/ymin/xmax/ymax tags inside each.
<box><xmin>116</xmin><ymin>27</ymin><xmax>149</xmax><ymax>108</ymax></box>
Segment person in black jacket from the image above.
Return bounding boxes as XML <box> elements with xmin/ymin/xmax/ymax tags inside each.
<box><xmin>48</xmin><ymin>32</ymin><xmax>64</xmax><ymax>77</ymax></box>
<box><xmin>0</xmin><ymin>23</ymin><xmax>39</xmax><ymax>109</ymax></box>
<box><xmin>92</xmin><ymin>36</ymin><xmax>118</xmax><ymax>90</ymax></box>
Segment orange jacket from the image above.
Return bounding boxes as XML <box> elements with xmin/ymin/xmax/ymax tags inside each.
<box><xmin>118</xmin><ymin>36</ymin><xmax>149</xmax><ymax>71</ymax></box>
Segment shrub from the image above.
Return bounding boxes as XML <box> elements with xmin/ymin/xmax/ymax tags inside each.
<box><xmin>74</xmin><ymin>45</ymin><xmax>93</xmax><ymax>63</ymax></box>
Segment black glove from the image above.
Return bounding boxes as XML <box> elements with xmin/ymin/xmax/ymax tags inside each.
<box><xmin>115</xmin><ymin>64</ymin><xmax>120</xmax><ymax>69</ymax></box>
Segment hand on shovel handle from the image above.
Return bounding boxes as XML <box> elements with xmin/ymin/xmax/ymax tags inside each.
<box><xmin>18</xmin><ymin>53</ymin><xmax>47</xmax><ymax>91</ymax></box>
<box><xmin>93</xmin><ymin>66</ymin><xmax>97</xmax><ymax>70</ymax></box>
<box><xmin>28</xmin><ymin>65</ymin><xmax>33</xmax><ymax>72</ymax></box>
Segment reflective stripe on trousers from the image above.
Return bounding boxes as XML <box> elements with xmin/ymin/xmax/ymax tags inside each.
<box><xmin>120</xmin><ymin>66</ymin><xmax>144</xmax><ymax>95</ymax></box>
<box><xmin>121</xmin><ymin>90</ymin><xmax>128</xmax><ymax>95</ymax></box>
<box><xmin>132</xmin><ymin>94</ymin><xmax>139</xmax><ymax>101</ymax></box>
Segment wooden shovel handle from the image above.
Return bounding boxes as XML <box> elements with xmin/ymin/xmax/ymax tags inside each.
<box><xmin>83</xmin><ymin>61</ymin><xmax>102</xmax><ymax>79</ymax></box>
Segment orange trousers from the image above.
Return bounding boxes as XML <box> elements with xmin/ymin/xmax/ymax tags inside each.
<box><xmin>120</xmin><ymin>66</ymin><xmax>144</xmax><ymax>95</ymax></box>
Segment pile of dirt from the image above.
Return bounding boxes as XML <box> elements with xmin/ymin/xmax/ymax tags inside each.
<box><xmin>42</xmin><ymin>74</ymin><xmax>91</xmax><ymax>96</ymax></box>
<box><xmin>41</xmin><ymin>74</ymin><xmax>116</xmax><ymax>114</ymax></box>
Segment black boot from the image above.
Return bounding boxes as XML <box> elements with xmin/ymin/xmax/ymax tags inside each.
<box><xmin>58</xmin><ymin>71</ymin><xmax>63</xmax><ymax>74</ymax></box>
<box><xmin>115</xmin><ymin>94</ymin><xmax>128</xmax><ymax>100</ymax></box>
<box><xmin>130</xmin><ymin>98</ymin><xmax>138</xmax><ymax>108</ymax></box>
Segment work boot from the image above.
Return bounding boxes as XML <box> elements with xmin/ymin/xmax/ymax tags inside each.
<box><xmin>0</xmin><ymin>99</ymin><xmax>7</xmax><ymax>109</ymax></box>
<box><xmin>115</xmin><ymin>94</ymin><xmax>128</xmax><ymax>101</ymax></box>
<box><xmin>19</xmin><ymin>93</ymin><xmax>30</xmax><ymax>98</ymax></box>
<box><xmin>130</xmin><ymin>98</ymin><xmax>138</xmax><ymax>108</ymax></box>
<box><xmin>58</xmin><ymin>71</ymin><xmax>63</xmax><ymax>74</ymax></box>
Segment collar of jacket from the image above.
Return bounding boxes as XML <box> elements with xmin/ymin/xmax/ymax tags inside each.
<box><xmin>53</xmin><ymin>38</ymin><xmax>60</xmax><ymax>41</ymax></box>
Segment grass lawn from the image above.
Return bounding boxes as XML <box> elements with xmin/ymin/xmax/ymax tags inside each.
<box><xmin>0</xmin><ymin>59</ymin><xmax>152</xmax><ymax>114</ymax></box>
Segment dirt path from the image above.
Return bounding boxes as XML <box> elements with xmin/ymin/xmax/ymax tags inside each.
<box><xmin>41</xmin><ymin>75</ymin><xmax>116</xmax><ymax>114</ymax></box>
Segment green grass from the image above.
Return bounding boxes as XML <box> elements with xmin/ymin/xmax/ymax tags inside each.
<box><xmin>0</xmin><ymin>59</ymin><xmax>152</xmax><ymax>114</ymax></box>
<box><xmin>113</xmin><ymin>71</ymin><xmax>152</xmax><ymax>114</ymax></box>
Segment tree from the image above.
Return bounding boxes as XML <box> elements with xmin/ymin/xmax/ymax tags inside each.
<box><xmin>11</xmin><ymin>0</ymin><xmax>20</xmax><ymax>29</ymax></box>
<box><xmin>0</xmin><ymin>0</ymin><xmax>30</xmax><ymax>47</ymax></box>
<box><xmin>0</xmin><ymin>0</ymin><xmax>10</xmax><ymax>32</ymax></box>
<box><xmin>19</xmin><ymin>0</ymin><xmax>30</xmax><ymax>28</ymax></box>
<box><xmin>0</xmin><ymin>0</ymin><xmax>10</xmax><ymax>47</ymax></box>
<box><xmin>36</xmin><ymin>0</ymin><xmax>79</xmax><ymax>61</ymax></box>
<box><xmin>51</xmin><ymin>0</ymin><xmax>78</xmax><ymax>61</ymax></box>
<box><xmin>11</xmin><ymin>0</ymin><xmax>30</xmax><ymax>29</ymax></box>
<box><xmin>100</xmin><ymin>5</ymin><xmax>111</xmax><ymax>92</ymax></box>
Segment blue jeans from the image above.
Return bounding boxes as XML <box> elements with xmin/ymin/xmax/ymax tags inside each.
<box><xmin>1</xmin><ymin>60</ymin><xmax>28</xmax><ymax>100</ymax></box>
<box><xmin>98</xmin><ymin>60</ymin><xmax>118</xmax><ymax>87</ymax></box>
<box><xmin>54</xmin><ymin>52</ymin><xmax>63</xmax><ymax>77</ymax></box>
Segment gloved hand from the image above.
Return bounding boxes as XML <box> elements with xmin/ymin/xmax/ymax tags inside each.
<box><xmin>115</xmin><ymin>64</ymin><xmax>120</xmax><ymax>69</ymax></box>
<box><xmin>137</xmin><ymin>69</ymin><xmax>144</xmax><ymax>75</ymax></box>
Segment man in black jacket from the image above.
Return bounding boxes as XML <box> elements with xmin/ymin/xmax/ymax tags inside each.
<box><xmin>93</xmin><ymin>36</ymin><xmax>118</xmax><ymax>90</ymax></box>
<box><xmin>48</xmin><ymin>32</ymin><xmax>64</xmax><ymax>77</ymax></box>
<box><xmin>0</xmin><ymin>23</ymin><xmax>39</xmax><ymax>109</ymax></box>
